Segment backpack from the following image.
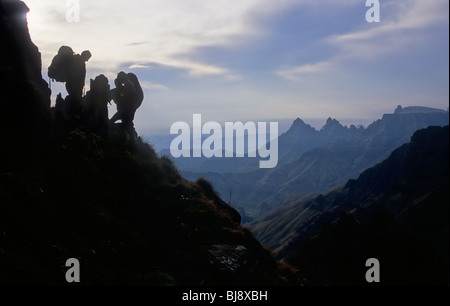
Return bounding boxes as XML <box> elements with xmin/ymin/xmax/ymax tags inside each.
<box><xmin>48</xmin><ymin>46</ymin><xmax>74</xmax><ymax>82</ymax></box>
<box><xmin>126</xmin><ymin>73</ymin><xmax>144</xmax><ymax>109</ymax></box>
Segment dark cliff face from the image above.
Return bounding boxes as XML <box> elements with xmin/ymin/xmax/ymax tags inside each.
<box><xmin>1</xmin><ymin>0</ymin><xmax>51</xmax><ymax>169</ymax></box>
<box><xmin>1</xmin><ymin>0</ymin><xmax>50</xmax><ymax>101</ymax></box>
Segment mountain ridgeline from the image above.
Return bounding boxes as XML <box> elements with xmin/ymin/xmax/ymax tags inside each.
<box><xmin>0</xmin><ymin>0</ymin><xmax>294</xmax><ymax>285</ymax></box>
<box><xmin>180</xmin><ymin>106</ymin><xmax>448</xmax><ymax>221</ymax></box>
<box><xmin>250</xmin><ymin>125</ymin><xmax>449</xmax><ymax>285</ymax></box>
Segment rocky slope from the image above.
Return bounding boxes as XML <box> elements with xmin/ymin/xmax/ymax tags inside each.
<box><xmin>250</xmin><ymin>125</ymin><xmax>448</xmax><ymax>285</ymax></box>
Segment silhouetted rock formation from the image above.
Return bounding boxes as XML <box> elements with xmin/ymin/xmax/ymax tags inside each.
<box><xmin>1</xmin><ymin>0</ymin><xmax>51</xmax><ymax>170</ymax></box>
<box><xmin>0</xmin><ymin>0</ymin><xmax>50</xmax><ymax>112</ymax></box>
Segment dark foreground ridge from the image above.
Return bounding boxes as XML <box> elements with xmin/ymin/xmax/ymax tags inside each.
<box><xmin>254</xmin><ymin>125</ymin><xmax>449</xmax><ymax>285</ymax></box>
<box><xmin>0</xmin><ymin>0</ymin><xmax>295</xmax><ymax>285</ymax></box>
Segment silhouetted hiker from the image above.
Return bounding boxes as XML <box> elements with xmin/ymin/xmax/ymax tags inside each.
<box><xmin>66</xmin><ymin>50</ymin><xmax>91</xmax><ymax>114</ymax></box>
<box><xmin>48</xmin><ymin>46</ymin><xmax>73</xmax><ymax>82</ymax></box>
<box><xmin>110</xmin><ymin>71</ymin><xmax>144</xmax><ymax>138</ymax></box>
<box><xmin>82</xmin><ymin>74</ymin><xmax>111</xmax><ymax>135</ymax></box>
<box><xmin>126</xmin><ymin>72</ymin><xmax>144</xmax><ymax>120</ymax></box>
<box><xmin>110</xmin><ymin>72</ymin><xmax>135</xmax><ymax>135</ymax></box>
<box><xmin>48</xmin><ymin>46</ymin><xmax>91</xmax><ymax>117</ymax></box>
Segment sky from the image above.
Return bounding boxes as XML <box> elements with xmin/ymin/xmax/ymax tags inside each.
<box><xmin>24</xmin><ymin>0</ymin><xmax>449</xmax><ymax>136</ymax></box>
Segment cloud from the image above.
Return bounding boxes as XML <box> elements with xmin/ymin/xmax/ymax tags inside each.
<box><xmin>328</xmin><ymin>0</ymin><xmax>448</xmax><ymax>58</ymax></box>
<box><xmin>25</xmin><ymin>0</ymin><xmax>301</xmax><ymax>79</ymax></box>
<box><xmin>276</xmin><ymin>0</ymin><xmax>449</xmax><ymax>82</ymax></box>
<box><xmin>140</xmin><ymin>81</ymin><xmax>169</xmax><ymax>91</ymax></box>
<box><xmin>276</xmin><ymin>61</ymin><xmax>332</xmax><ymax>81</ymax></box>
<box><xmin>129</xmin><ymin>64</ymin><xmax>151</xmax><ymax>69</ymax></box>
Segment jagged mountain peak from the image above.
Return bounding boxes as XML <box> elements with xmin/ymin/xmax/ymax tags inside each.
<box><xmin>326</xmin><ymin>117</ymin><xmax>338</xmax><ymax>124</ymax></box>
<box><xmin>288</xmin><ymin>117</ymin><xmax>316</xmax><ymax>132</ymax></box>
<box><xmin>321</xmin><ymin>117</ymin><xmax>344</xmax><ymax>131</ymax></box>
<box><xmin>292</xmin><ymin>117</ymin><xmax>305</xmax><ymax>125</ymax></box>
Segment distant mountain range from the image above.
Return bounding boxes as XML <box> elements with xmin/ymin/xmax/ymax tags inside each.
<box><xmin>178</xmin><ymin>106</ymin><xmax>449</xmax><ymax>220</ymax></box>
<box><xmin>249</xmin><ymin>125</ymin><xmax>449</xmax><ymax>284</ymax></box>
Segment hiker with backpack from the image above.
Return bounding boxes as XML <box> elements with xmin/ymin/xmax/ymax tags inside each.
<box><xmin>82</xmin><ymin>74</ymin><xmax>111</xmax><ymax>136</ymax></box>
<box><xmin>110</xmin><ymin>71</ymin><xmax>144</xmax><ymax>136</ymax></box>
<box><xmin>48</xmin><ymin>46</ymin><xmax>91</xmax><ymax>117</ymax></box>
<box><xmin>126</xmin><ymin>72</ymin><xmax>144</xmax><ymax>121</ymax></box>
